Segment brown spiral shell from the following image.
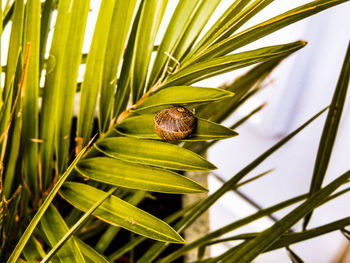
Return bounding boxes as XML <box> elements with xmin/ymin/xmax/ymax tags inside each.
<box><xmin>153</xmin><ymin>106</ymin><xmax>196</xmax><ymax>141</ymax></box>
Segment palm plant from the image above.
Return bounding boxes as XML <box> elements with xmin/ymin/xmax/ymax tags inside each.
<box><xmin>0</xmin><ymin>0</ymin><xmax>349</xmax><ymax>262</ymax></box>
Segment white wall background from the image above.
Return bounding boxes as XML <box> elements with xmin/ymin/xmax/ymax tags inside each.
<box><xmin>203</xmin><ymin>1</ymin><xmax>350</xmax><ymax>262</ymax></box>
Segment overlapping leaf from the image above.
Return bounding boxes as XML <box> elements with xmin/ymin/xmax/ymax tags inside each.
<box><xmin>221</xmin><ymin>171</ymin><xmax>350</xmax><ymax>263</ymax></box>
<box><xmin>184</xmin><ymin>0</ymin><xmax>270</xmax><ymax>61</ymax></box>
<box><xmin>131</xmin><ymin>0</ymin><xmax>168</xmax><ymax>102</ymax></box>
<box><xmin>95</xmin><ymin>137</ymin><xmax>216</xmax><ymax>170</ymax></box>
<box><xmin>134</xmin><ymin>86</ymin><xmax>234</xmax><ymax>112</ymax></box>
<box><xmin>77</xmin><ymin>0</ymin><xmax>116</xmax><ymax>146</ymax></box>
<box><xmin>136</xmin><ymin>108</ymin><xmax>327</xmax><ymax>263</ymax></box>
<box><xmin>196</xmin><ymin>58</ymin><xmax>284</xmax><ymax>122</ymax></box>
<box><xmin>148</xmin><ymin>0</ymin><xmax>221</xmax><ymax>87</ymax></box>
<box><xmin>76</xmin><ymin>239</ymin><xmax>109</xmax><ymax>263</ymax></box>
<box><xmin>21</xmin><ymin>0</ymin><xmax>40</xmax><ymax>191</ymax></box>
<box><xmin>185</xmin><ymin>0</ymin><xmax>349</xmax><ymax>63</ymax></box>
<box><xmin>304</xmin><ymin>41</ymin><xmax>350</xmax><ymax>229</ymax></box>
<box><xmin>22</xmin><ymin>237</ymin><xmax>46</xmax><ymax>263</ymax></box>
<box><xmin>56</xmin><ymin>0</ymin><xmax>90</xmax><ymax>172</ymax></box>
<box><xmin>99</xmin><ymin>0</ymin><xmax>138</xmax><ymax>132</ymax></box>
<box><xmin>60</xmin><ymin>182</ymin><xmax>185</xmax><ymax>243</ymax></box>
<box><xmin>164</xmin><ymin>41</ymin><xmax>306</xmax><ymax>87</ymax></box>
<box><xmin>116</xmin><ymin>114</ymin><xmax>237</xmax><ymax>141</ymax></box>
<box><xmin>40</xmin><ymin>205</ymin><xmax>85</xmax><ymax>263</ymax></box>
<box><xmin>76</xmin><ymin>157</ymin><xmax>208</xmax><ymax>194</ymax></box>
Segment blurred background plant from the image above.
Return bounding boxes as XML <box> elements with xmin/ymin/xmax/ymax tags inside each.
<box><xmin>0</xmin><ymin>0</ymin><xmax>349</xmax><ymax>262</ymax></box>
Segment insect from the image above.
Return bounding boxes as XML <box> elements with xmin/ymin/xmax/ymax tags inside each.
<box><xmin>153</xmin><ymin>106</ymin><xmax>196</xmax><ymax>141</ymax></box>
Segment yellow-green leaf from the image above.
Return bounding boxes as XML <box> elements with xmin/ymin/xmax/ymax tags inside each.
<box><xmin>76</xmin><ymin>157</ymin><xmax>208</xmax><ymax>194</ymax></box>
<box><xmin>116</xmin><ymin>114</ymin><xmax>238</xmax><ymax>141</ymax></box>
<box><xmin>165</xmin><ymin>41</ymin><xmax>306</xmax><ymax>86</ymax></box>
<box><xmin>40</xmin><ymin>205</ymin><xmax>85</xmax><ymax>263</ymax></box>
<box><xmin>131</xmin><ymin>0</ymin><xmax>168</xmax><ymax>102</ymax></box>
<box><xmin>60</xmin><ymin>182</ymin><xmax>185</xmax><ymax>243</ymax></box>
<box><xmin>76</xmin><ymin>239</ymin><xmax>109</xmax><ymax>263</ymax></box>
<box><xmin>186</xmin><ymin>0</ymin><xmax>348</xmax><ymax>63</ymax></box>
<box><xmin>99</xmin><ymin>0</ymin><xmax>138</xmax><ymax>132</ymax></box>
<box><xmin>95</xmin><ymin>137</ymin><xmax>216</xmax><ymax>170</ymax></box>
<box><xmin>78</xmin><ymin>0</ymin><xmax>116</xmax><ymax>146</ymax></box>
<box><xmin>134</xmin><ymin>86</ymin><xmax>234</xmax><ymax>112</ymax></box>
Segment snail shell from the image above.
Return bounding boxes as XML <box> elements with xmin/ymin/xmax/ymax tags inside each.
<box><xmin>153</xmin><ymin>106</ymin><xmax>196</xmax><ymax>141</ymax></box>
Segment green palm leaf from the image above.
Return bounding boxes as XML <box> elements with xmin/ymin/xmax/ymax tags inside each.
<box><xmin>59</xmin><ymin>182</ymin><xmax>185</xmax><ymax>243</ymax></box>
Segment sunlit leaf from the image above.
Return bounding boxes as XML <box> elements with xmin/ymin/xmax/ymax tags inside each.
<box><xmin>131</xmin><ymin>0</ymin><xmax>168</xmax><ymax>102</ymax></box>
<box><xmin>99</xmin><ymin>0</ymin><xmax>138</xmax><ymax>132</ymax></box>
<box><xmin>227</xmin><ymin>171</ymin><xmax>350</xmax><ymax>263</ymax></box>
<box><xmin>60</xmin><ymin>182</ymin><xmax>185</xmax><ymax>243</ymax></box>
<box><xmin>77</xmin><ymin>0</ymin><xmax>116</xmax><ymax>147</ymax></box>
<box><xmin>164</xmin><ymin>41</ymin><xmax>306</xmax><ymax>87</ymax></box>
<box><xmin>56</xmin><ymin>0</ymin><xmax>90</xmax><ymax>172</ymax></box>
<box><xmin>40</xmin><ymin>205</ymin><xmax>85</xmax><ymax>263</ymax></box>
<box><xmin>95</xmin><ymin>137</ymin><xmax>216</xmax><ymax>170</ymax></box>
<box><xmin>76</xmin><ymin>157</ymin><xmax>208</xmax><ymax>194</ymax></box>
<box><xmin>304</xmin><ymin>41</ymin><xmax>350</xmax><ymax>229</ymax></box>
<box><xmin>76</xmin><ymin>239</ymin><xmax>109</xmax><ymax>263</ymax></box>
<box><xmin>134</xmin><ymin>86</ymin><xmax>234</xmax><ymax>112</ymax></box>
<box><xmin>116</xmin><ymin>114</ymin><xmax>237</xmax><ymax>141</ymax></box>
<box><xmin>185</xmin><ymin>0</ymin><xmax>348</xmax><ymax>63</ymax></box>
<box><xmin>40</xmin><ymin>0</ymin><xmax>72</xmax><ymax>188</ymax></box>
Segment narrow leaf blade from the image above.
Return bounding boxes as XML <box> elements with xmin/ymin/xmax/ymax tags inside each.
<box><xmin>131</xmin><ymin>0</ymin><xmax>168</xmax><ymax>102</ymax></box>
<box><xmin>95</xmin><ymin>137</ymin><xmax>216</xmax><ymax>170</ymax></box>
<box><xmin>228</xmin><ymin>171</ymin><xmax>350</xmax><ymax>263</ymax></box>
<box><xmin>165</xmin><ymin>41</ymin><xmax>306</xmax><ymax>87</ymax></box>
<box><xmin>188</xmin><ymin>0</ymin><xmax>349</xmax><ymax>62</ymax></box>
<box><xmin>304</xmin><ymin>41</ymin><xmax>350</xmax><ymax>228</ymax></box>
<box><xmin>116</xmin><ymin>114</ymin><xmax>238</xmax><ymax>141</ymax></box>
<box><xmin>99</xmin><ymin>0</ymin><xmax>138</xmax><ymax>132</ymax></box>
<box><xmin>135</xmin><ymin>86</ymin><xmax>234</xmax><ymax>112</ymax></box>
<box><xmin>40</xmin><ymin>205</ymin><xmax>85</xmax><ymax>263</ymax></box>
<box><xmin>60</xmin><ymin>182</ymin><xmax>185</xmax><ymax>243</ymax></box>
<box><xmin>76</xmin><ymin>157</ymin><xmax>208</xmax><ymax>194</ymax></box>
<box><xmin>77</xmin><ymin>0</ymin><xmax>116</xmax><ymax>146</ymax></box>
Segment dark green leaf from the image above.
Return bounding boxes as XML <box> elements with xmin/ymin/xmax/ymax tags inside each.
<box><xmin>6</xmin><ymin>140</ymin><xmax>89</xmax><ymax>263</ymax></box>
<box><xmin>22</xmin><ymin>237</ymin><xmax>46</xmax><ymax>262</ymax></box>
